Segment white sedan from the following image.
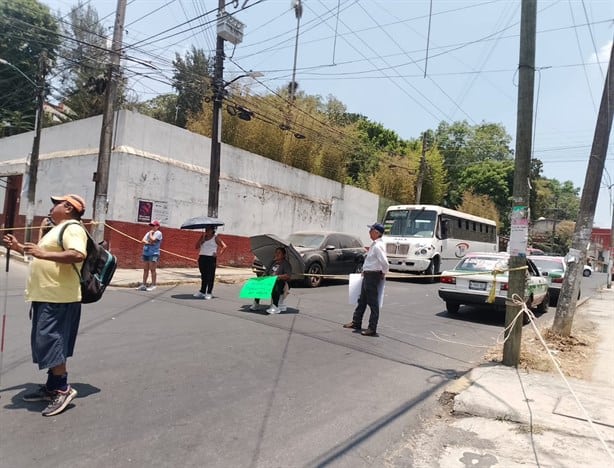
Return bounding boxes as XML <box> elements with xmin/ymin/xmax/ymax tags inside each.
<box><xmin>438</xmin><ymin>252</ymin><xmax>550</xmax><ymax>319</ymax></box>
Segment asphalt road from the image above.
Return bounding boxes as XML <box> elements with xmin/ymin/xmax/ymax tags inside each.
<box><xmin>0</xmin><ymin>262</ymin><xmax>604</xmax><ymax>468</ymax></box>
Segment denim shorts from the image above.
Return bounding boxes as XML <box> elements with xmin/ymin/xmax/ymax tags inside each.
<box><xmin>31</xmin><ymin>302</ymin><xmax>81</xmax><ymax>370</ymax></box>
<box><xmin>142</xmin><ymin>254</ymin><xmax>160</xmax><ymax>262</ymax></box>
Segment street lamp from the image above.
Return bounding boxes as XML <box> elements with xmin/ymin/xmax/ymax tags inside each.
<box><xmin>0</xmin><ymin>55</ymin><xmax>47</xmax><ymax>243</ymax></box>
<box><xmin>207</xmin><ymin>70</ymin><xmax>261</xmax><ymax>218</ymax></box>
<box><xmin>0</xmin><ymin>59</ymin><xmax>37</xmax><ymax>87</ymax></box>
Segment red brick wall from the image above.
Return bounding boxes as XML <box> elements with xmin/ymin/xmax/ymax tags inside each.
<box><xmin>4</xmin><ymin>216</ymin><xmax>254</xmax><ymax>269</ymax></box>
<box><xmin>102</xmin><ymin>220</ymin><xmax>254</xmax><ymax>269</ymax></box>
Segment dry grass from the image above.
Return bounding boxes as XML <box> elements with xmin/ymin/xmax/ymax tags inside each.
<box><xmin>483</xmin><ymin>312</ymin><xmax>598</xmax><ymax>380</ymax></box>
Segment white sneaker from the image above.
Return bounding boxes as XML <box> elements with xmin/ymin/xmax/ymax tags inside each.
<box><xmin>266</xmin><ymin>305</ymin><xmax>280</xmax><ymax>314</ymax></box>
<box><xmin>146</xmin><ymin>285</ymin><xmax>157</xmax><ymax>291</ymax></box>
<box><xmin>279</xmin><ymin>304</ymin><xmax>287</xmax><ymax>312</ymax></box>
<box><xmin>249</xmin><ymin>301</ymin><xmax>259</xmax><ymax>311</ymax></box>
<box><xmin>193</xmin><ymin>291</ymin><xmax>206</xmax><ymax>298</ymax></box>
<box><xmin>136</xmin><ymin>284</ymin><xmax>147</xmax><ymax>291</ymax></box>
<box><xmin>204</xmin><ymin>293</ymin><xmax>213</xmax><ymax>300</ymax></box>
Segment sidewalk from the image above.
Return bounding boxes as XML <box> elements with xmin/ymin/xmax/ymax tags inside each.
<box><xmin>396</xmin><ymin>287</ymin><xmax>614</xmax><ymax>467</ymax></box>
<box><xmin>3</xmin><ymin>250</ymin><xmax>255</xmax><ymax>288</ymax></box>
<box><xmin>110</xmin><ymin>265</ymin><xmax>255</xmax><ymax>288</ymax></box>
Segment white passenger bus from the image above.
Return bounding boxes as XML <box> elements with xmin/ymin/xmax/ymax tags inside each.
<box><xmin>382</xmin><ymin>204</ymin><xmax>498</xmax><ymax>281</ymax></box>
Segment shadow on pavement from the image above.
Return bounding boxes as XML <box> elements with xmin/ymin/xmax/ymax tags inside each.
<box><xmin>2</xmin><ymin>382</ymin><xmax>101</xmax><ymax>413</ymax></box>
<box><xmin>435</xmin><ymin>306</ymin><xmax>549</xmax><ymax>327</ymax></box>
<box><xmin>239</xmin><ymin>305</ymin><xmax>299</xmax><ymax>315</ymax></box>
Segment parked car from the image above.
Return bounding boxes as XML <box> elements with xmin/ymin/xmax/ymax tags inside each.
<box><xmin>529</xmin><ymin>255</ymin><xmax>581</xmax><ymax>306</ymax></box>
<box><xmin>252</xmin><ymin>231</ymin><xmax>367</xmax><ymax>288</ymax></box>
<box><xmin>438</xmin><ymin>252</ymin><xmax>549</xmax><ymax>321</ymax></box>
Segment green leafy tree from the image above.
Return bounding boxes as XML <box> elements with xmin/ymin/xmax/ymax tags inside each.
<box><xmin>57</xmin><ymin>2</ymin><xmax>112</xmax><ymax>118</ymax></box>
<box><xmin>172</xmin><ymin>47</ymin><xmax>213</xmax><ymax>128</ymax></box>
<box><xmin>0</xmin><ymin>0</ymin><xmax>59</xmax><ymax>135</ymax></box>
<box><xmin>133</xmin><ymin>93</ymin><xmax>179</xmax><ymax>124</ymax></box>
<box><xmin>435</xmin><ymin>120</ymin><xmax>513</xmax><ymax>207</ymax></box>
<box><xmin>458</xmin><ymin>159</ymin><xmax>515</xmax><ymax>230</ymax></box>
<box><xmin>532</xmin><ymin>178</ymin><xmax>580</xmax><ymax>222</ymax></box>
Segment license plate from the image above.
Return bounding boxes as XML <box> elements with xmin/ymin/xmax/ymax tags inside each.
<box><xmin>469</xmin><ymin>281</ymin><xmax>487</xmax><ymax>291</ymax></box>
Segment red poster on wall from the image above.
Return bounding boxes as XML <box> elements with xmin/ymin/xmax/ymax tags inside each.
<box><xmin>138</xmin><ymin>200</ymin><xmax>153</xmax><ymax>223</ymax></box>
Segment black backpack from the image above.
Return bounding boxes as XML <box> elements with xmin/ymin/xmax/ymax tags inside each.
<box><xmin>58</xmin><ymin>221</ymin><xmax>118</xmax><ymax>304</ymax></box>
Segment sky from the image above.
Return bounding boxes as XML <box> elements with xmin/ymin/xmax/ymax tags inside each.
<box><xmin>42</xmin><ymin>0</ymin><xmax>614</xmax><ymax>227</ymax></box>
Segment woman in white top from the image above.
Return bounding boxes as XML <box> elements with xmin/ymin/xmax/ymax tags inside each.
<box><xmin>194</xmin><ymin>226</ymin><xmax>227</xmax><ymax>299</ymax></box>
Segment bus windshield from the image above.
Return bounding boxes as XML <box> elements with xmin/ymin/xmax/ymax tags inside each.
<box><xmin>384</xmin><ymin>209</ymin><xmax>437</xmax><ymax>238</ymax></box>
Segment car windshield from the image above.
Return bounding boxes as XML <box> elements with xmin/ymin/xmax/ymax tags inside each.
<box><xmin>531</xmin><ymin>259</ymin><xmax>564</xmax><ymax>273</ymax></box>
<box><xmin>384</xmin><ymin>209</ymin><xmax>436</xmax><ymax>237</ymax></box>
<box><xmin>456</xmin><ymin>256</ymin><xmax>508</xmax><ymax>272</ymax></box>
<box><xmin>287</xmin><ymin>233</ymin><xmax>325</xmax><ymax>248</ymax></box>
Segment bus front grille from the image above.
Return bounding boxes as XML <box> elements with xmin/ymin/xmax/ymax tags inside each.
<box><xmin>386</xmin><ymin>244</ymin><xmax>409</xmax><ymax>256</ymax></box>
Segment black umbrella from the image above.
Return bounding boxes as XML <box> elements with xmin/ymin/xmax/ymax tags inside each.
<box><xmin>250</xmin><ymin>234</ymin><xmax>305</xmax><ymax>278</ymax></box>
<box><xmin>180</xmin><ymin>216</ymin><xmax>225</xmax><ymax>230</ymax></box>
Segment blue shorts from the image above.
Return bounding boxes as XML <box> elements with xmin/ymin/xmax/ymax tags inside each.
<box><xmin>142</xmin><ymin>254</ymin><xmax>160</xmax><ymax>262</ymax></box>
<box><xmin>31</xmin><ymin>302</ymin><xmax>81</xmax><ymax>370</ymax></box>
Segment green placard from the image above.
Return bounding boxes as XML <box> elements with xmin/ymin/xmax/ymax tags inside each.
<box><xmin>239</xmin><ymin>276</ymin><xmax>277</xmax><ymax>299</ymax></box>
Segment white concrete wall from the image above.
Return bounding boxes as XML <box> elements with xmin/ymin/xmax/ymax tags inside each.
<box><xmin>0</xmin><ymin>110</ymin><xmax>380</xmax><ymax>245</ymax></box>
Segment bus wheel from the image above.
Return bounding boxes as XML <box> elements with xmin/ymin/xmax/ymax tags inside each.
<box><xmin>424</xmin><ymin>258</ymin><xmax>439</xmax><ymax>283</ymax></box>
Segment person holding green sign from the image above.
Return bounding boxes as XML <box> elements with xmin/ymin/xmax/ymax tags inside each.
<box><xmin>250</xmin><ymin>246</ymin><xmax>292</xmax><ymax>314</ymax></box>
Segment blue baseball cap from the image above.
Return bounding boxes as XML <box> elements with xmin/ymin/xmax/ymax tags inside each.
<box><xmin>368</xmin><ymin>223</ymin><xmax>385</xmax><ymax>234</ymax></box>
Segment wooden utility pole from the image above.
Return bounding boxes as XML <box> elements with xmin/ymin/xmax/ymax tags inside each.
<box><xmin>92</xmin><ymin>0</ymin><xmax>127</xmax><ymax>242</ymax></box>
<box><xmin>24</xmin><ymin>49</ymin><xmax>48</xmax><ymax>243</ymax></box>
<box><xmin>208</xmin><ymin>0</ymin><xmax>226</xmax><ymax>219</ymax></box>
<box><xmin>553</xmin><ymin>43</ymin><xmax>614</xmax><ymax>334</ymax></box>
<box><xmin>502</xmin><ymin>0</ymin><xmax>536</xmax><ymax>367</ymax></box>
<box><xmin>415</xmin><ymin>133</ymin><xmax>428</xmax><ymax>204</ymax></box>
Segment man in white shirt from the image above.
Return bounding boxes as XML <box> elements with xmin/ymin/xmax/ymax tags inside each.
<box><xmin>343</xmin><ymin>223</ymin><xmax>389</xmax><ymax>336</ymax></box>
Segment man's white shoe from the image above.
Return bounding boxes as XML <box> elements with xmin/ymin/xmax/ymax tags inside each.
<box><xmin>266</xmin><ymin>305</ymin><xmax>280</xmax><ymax>314</ymax></box>
<box><xmin>249</xmin><ymin>301</ymin><xmax>259</xmax><ymax>311</ymax></box>
<box><xmin>136</xmin><ymin>284</ymin><xmax>147</xmax><ymax>291</ymax></box>
<box><xmin>278</xmin><ymin>305</ymin><xmax>287</xmax><ymax>312</ymax></box>
<box><xmin>193</xmin><ymin>292</ymin><xmax>206</xmax><ymax>298</ymax></box>
<box><xmin>146</xmin><ymin>285</ymin><xmax>157</xmax><ymax>291</ymax></box>
<box><xmin>204</xmin><ymin>293</ymin><xmax>213</xmax><ymax>300</ymax></box>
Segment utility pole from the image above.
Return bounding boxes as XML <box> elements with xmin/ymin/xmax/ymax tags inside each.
<box><xmin>503</xmin><ymin>0</ymin><xmax>536</xmax><ymax>367</ymax></box>
<box><xmin>24</xmin><ymin>49</ymin><xmax>48</xmax><ymax>243</ymax></box>
<box><xmin>208</xmin><ymin>3</ymin><xmax>244</xmax><ymax>218</ymax></box>
<box><xmin>92</xmin><ymin>0</ymin><xmax>127</xmax><ymax>243</ymax></box>
<box><xmin>553</xmin><ymin>43</ymin><xmax>614</xmax><ymax>334</ymax></box>
<box><xmin>415</xmin><ymin>132</ymin><xmax>427</xmax><ymax>203</ymax></box>
<box><xmin>208</xmin><ymin>0</ymin><xmax>226</xmax><ymax>219</ymax></box>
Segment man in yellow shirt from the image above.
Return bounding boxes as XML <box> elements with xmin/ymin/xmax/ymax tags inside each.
<box><xmin>3</xmin><ymin>194</ymin><xmax>87</xmax><ymax>416</ymax></box>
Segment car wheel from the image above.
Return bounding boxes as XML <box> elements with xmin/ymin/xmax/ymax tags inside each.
<box><xmin>536</xmin><ymin>292</ymin><xmax>549</xmax><ymax>315</ymax></box>
<box><xmin>583</xmin><ymin>269</ymin><xmax>591</xmax><ymax>277</ymax></box>
<box><xmin>446</xmin><ymin>302</ymin><xmax>460</xmax><ymax>314</ymax></box>
<box><xmin>304</xmin><ymin>262</ymin><xmax>323</xmax><ymax>288</ymax></box>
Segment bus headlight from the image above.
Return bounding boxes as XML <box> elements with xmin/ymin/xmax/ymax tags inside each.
<box><xmin>413</xmin><ymin>244</ymin><xmax>434</xmax><ymax>256</ymax></box>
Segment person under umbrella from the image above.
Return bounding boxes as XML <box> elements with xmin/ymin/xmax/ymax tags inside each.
<box><xmin>250</xmin><ymin>246</ymin><xmax>292</xmax><ymax>314</ymax></box>
<box><xmin>193</xmin><ymin>226</ymin><xmax>227</xmax><ymax>299</ymax></box>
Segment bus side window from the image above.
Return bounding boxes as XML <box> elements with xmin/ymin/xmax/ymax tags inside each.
<box><xmin>440</xmin><ymin>219</ymin><xmax>449</xmax><ymax>239</ymax></box>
